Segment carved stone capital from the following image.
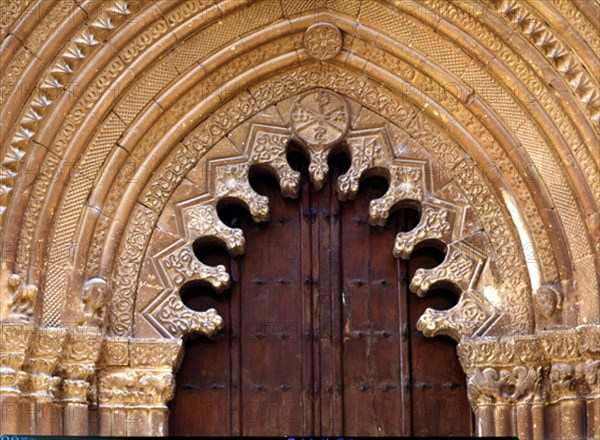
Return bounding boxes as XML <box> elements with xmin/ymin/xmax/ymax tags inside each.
<box><xmin>61</xmin><ymin>379</ymin><xmax>90</xmax><ymax>404</ymax></box>
<box><xmin>98</xmin><ymin>368</ymin><xmax>175</xmax><ymax>409</ymax></box>
<box><xmin>548</xmin><ymin>360</ymin><xmax>600</xmax><ymax>402</ymax></box>
<box><xmin>467</xmin><ymin>366</ymin><xmax>544</xmax><ymax>407</ymax></box>
<box><xmin>22</xmin><ymin>327</ymin><xmax>68</xmax><ymax>401</ymax></box>
<box><xmin>0</xmin><ymin>321</ymin><xmax>35</xmax><ymax>397</ymax></box>
<box><xmin>56</xmin><ymin>328</ymin><xmax>103</xmax><ymax>404</ymax></box>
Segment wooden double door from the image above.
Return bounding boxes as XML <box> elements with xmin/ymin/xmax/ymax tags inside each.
<box><xmin>170</xmin><ymin>156</ymin><xmax>472</xmax><ymax>436</ymax></box>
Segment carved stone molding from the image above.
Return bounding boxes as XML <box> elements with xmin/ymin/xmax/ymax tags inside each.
<box><xmin>458</xmin><ymin>327</ymin><xmax>600</xmax><ymax>371</ymax></box>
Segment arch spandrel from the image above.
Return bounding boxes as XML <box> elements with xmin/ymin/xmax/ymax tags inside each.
<box><xmin>0</xmin><ymin>1</ymin><xmax>598</xmax><ymax>437</ymax></box>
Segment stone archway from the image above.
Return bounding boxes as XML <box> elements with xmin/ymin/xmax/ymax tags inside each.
<box><xmin>1</xmin><ymin>1</ymin><xmax>598</xmax><ymax>438</ymax></box>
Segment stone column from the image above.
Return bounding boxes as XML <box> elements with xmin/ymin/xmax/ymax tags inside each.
<box><xmin>0</xmin><ymin>322</ymin><xmax>33</xmax><ymax>434</ymax></box>
<box><xmin>21</xmin><ymin>327</ymin><xmax>67</xmax><ymax>435</ymax></box>
<box><xmin>467</xmin><ymin>366</ymin><xmax>543</xmax><ymax>437</ymax></box>
<box><xmin>57</xmin><ymin>327</ymin><xmax>102</xmax><ymax>436</ymax></box>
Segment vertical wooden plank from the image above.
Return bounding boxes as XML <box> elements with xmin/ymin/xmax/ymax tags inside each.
<box><xmin>299</xmin><ymin>173</ymin><xmax>315</xmax><ymax>436</ymax></box>
<box><xmin>367</xmin><ymin>205</ymin><xmax>410</xmax><ymax>436</ymax></box>
<box><xmin>339</xmin><ymin>178</ymin><xmax>379</xmax><ymax>436</ymax></box>
<box><xmin>238</xmin><ymin>175</ymin><xmax>305</xmax><ymax>435</ymax></box>
<box><xmin>314</xmin><ymin>160</ymin><xmax>344</xmax><ymax>436</ymax></box>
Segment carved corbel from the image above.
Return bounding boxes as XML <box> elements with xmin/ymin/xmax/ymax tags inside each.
<box><xmin>141</xmin><ymin>291</ymin><xmax>224</xmax><ymax>338</ymax></box>
<box><xmin>410</xmin><ymin>242</ymin><xmax>483</xmax><ymax>297</ymax></box>
<box><xmin>183</xmin><ymin>204</ymin><xmax>245</xmax><ymax>256</ymax></box>
<box><xmin>369</xmin><ymin>164</ymin><xmax>424</xmax><ymax>226</ymax></box>
<box><xmin>246</xmin><ymin>124</ymin><xmax>301</xmax><ymax>198</ymax></box>
<box><xmin>393</xmin><ymin>203</ymin><xmax>453</xmax><ymax>259</ymax></box>
<box><xmin>416</xmin><ymin>290</ymin><xmax>496</xmax><ymax>341</ymax></box>
<box><xmin>337</xmin><ymin>128</ymin><xmax>391</xmax><ymax>201</ymax></box>
<box><xmin>155</xmin><ymin>241</ymin><xmax>230</xmax><ymax>292</ymax></box>
<box><xmin>214</xmin><ymin>163</ymin><xmax>269</xmax><ymax>222</ymax></box>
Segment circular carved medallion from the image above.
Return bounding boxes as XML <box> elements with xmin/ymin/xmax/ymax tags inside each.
<box><xmin>291</xmin><ymin>89</ymin><xmax>350</xmax><ymax>147</ymax></box>
<box><xmin>303</xmin><ymin>22</ymin><xmax>342</xmax><ymax>60</ymax></box>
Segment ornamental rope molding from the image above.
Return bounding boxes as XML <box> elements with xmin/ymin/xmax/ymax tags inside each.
<box><xmin>0</xmin><ymin>1</ymin><xmax>599</xmax><ymax>438</ymax></box>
